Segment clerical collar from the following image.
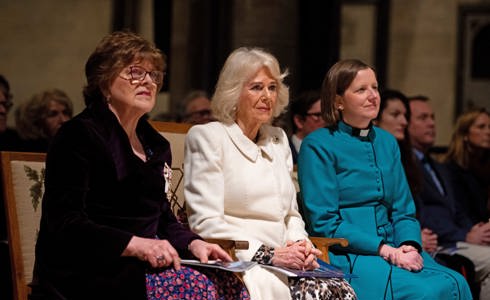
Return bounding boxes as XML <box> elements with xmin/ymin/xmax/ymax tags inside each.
<box><xmin>338</xmin><ymin>121</ymin><xmax>373</xmax><ymax>139</ymax></box>
<box><xmin>353</xmin><ymin>128</ymin><xmax>370</xmax><ymax>137</ymax></box>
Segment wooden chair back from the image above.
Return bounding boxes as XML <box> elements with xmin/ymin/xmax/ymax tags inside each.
<box><xmin>149</xmin><ymin>121</ymin><xmax>192</xmax><ymax>223</ymax></box>
<box><xmin>1</xmin><ymin>151</ymin><xmax>46</xmax><ymax>300</ymax></box>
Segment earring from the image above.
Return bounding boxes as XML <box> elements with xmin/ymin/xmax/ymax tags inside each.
<box><xmin>338</xmin><ymin>105</ymin><xmax>344</xmax><ymax>110</ymax></box>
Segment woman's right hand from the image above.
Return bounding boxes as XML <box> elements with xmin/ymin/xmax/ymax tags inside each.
<box><xmin>122</xmin><ymin>236</ymin><xmax>181</xmax><ymax>270</ymax></box>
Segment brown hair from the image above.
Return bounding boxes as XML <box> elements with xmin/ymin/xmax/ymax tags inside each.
<box><xmin>83</xmin><ymin>31</ymin><xmax>165</xmax><ymax>106</ymax></box>
<box><xmin>16</xmin><ymin>89</ymin><xmax>73</xmax><ymax>139</ymax></box>
<box><xmin>444</xmin><ymin>108</ymin><xmax>490</xmax><ymax>169</ymax></box>
<box><xmin>320</xmin><ymin>59</ymin><xmax>373</xmax><ymax>126</ymax></box>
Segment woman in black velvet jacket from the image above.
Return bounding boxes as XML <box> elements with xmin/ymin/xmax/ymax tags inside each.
<box><xmin>34</xmin><ymin>31</ymin><xmax>248</xmax><ymax>300</ymax></box>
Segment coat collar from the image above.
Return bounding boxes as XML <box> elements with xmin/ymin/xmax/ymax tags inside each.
<box><xmin>85</xmin><ymin>102</ymin><xmax>170</xmax><ymax>179</ymax></box>
<box><xmin>338</xmin><ymin>120</ymin><xmax>376</xmax><ymax>141</ymax></box>
<box><xmin>223</xmin><ymin>122</ymin><xmax>281</xmax><ymax>162</ymax></box>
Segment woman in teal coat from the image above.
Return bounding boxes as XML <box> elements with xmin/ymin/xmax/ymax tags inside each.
<box><xmin>298</xmin><ymin>59</ymin><xmax>472</xmax><ymax>300</ymax></box>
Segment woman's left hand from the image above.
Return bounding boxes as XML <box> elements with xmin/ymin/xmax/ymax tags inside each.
<box><xmin>396</xmin><ymin>245</ymin><xmax>424</xmax><ymax>271</ymax></box>
<box><xmin>188</xmin><ymin>239</ymin><xmax>233</xmax><ymax>263</ymax></box>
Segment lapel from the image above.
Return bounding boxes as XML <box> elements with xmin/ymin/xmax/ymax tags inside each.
<box><xmin>413</xmin><ymin>149</ymin><xmax>445</xmax><ymax>196</ymax></box>
<box><xmin>88</xmin><ymin>102</ymin><xmax>170</xmax><ymax>180</ymax></box>
<box><xmin>223</xmin><ymin>122</ymin><xmax>278</xmax><ymax>162</ymax></box>
<box><xmin>429</xmin><ymin>157</ymin><xmax>449</xmax><ymax>194</ymax></box>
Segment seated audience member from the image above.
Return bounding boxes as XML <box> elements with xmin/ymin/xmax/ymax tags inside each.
<box><xmin>298</xmin><ymin>59</ymin><xmax>472</xmax><ymax>299</ymax></box>
<box><xmin>288</xmin><ymin>90</ymin><xmax>325</xmax><ymax>163</ymax></box>
<box><xmin>33</xmin><ymin>31</ymin><xmax>249</xmax><ymax>300</ymax></box>
<box><xmin>374</xmin><ymin>90</ymin><xmax>434</xmax><ymax>249</ymax></box>
<box><xmin>443</xmin><ymin>108</ymin><xmax>490</xmax><ymax>225</ymax></box>
<box><xmin>15</xmin><ymin>88</ymin><xmax>73</xmax><ymax>152</ymax></box>
<box><xmin>180</xmin><ymin>90</ymin><xmax>214</xmax><ymax>124</ymax></box>
<box><xmin>375</xmin><ymin>89</ymin><xmax>479</xmax><ymax>298</ymax></box>
<box><xmin>185</xmin><ymin>47</ymin><xmax>357</xmax><ymax>300</ymax></box>
<box><xmin>408</xmin><ymin>95</ymin><xmax>490</xmax><ymax>300</ymax></box>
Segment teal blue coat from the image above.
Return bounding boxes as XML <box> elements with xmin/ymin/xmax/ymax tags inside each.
<box><xmin>298</xmin><ymin>122</ymin><xmax>471</xmax><ymax>300</ymax></box>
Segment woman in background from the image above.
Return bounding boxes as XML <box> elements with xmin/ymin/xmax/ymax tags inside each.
<box><xmin>15</xmin><ymin>88</ymin><xmax>73</xmax><ymax>152</ymax></box>
<box><xmin>443</xmin><ymin>108</ymin><xmax>490</xmax><ymax>226</ymax></box>
<box><xmin>373</xmin><ymin>89</ymin><xmax>437</xmax><ymax>252</ymax></box>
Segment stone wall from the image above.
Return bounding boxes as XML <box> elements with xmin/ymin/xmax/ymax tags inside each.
<box><xmin>1</xmin><ymin>0</ymin><xmax>489</xmax><ymax>145</ymax></box>
<box><xmin>0</xmin><ymin>0</ymin><xmax>112</xmax><ymax>126</ymax></box>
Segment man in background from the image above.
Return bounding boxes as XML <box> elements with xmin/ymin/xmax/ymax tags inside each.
<box><xmin>408</xmin><ymin>95</ymin><xmax>490</xmax><ymax>300</ymax></box>
<box><xmin>288</xmin><ymin>90</ymin><xmax>325</xmax><ymax>164</ymax></box>
<box><xmin>180</xmin><ymin>90</ymin><xmax>214</xmax><ymax>125</ymax></box>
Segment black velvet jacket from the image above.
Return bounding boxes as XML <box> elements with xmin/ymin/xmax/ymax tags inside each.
<box><xmin>35</xmin><ymin>102</ymin><xmax>200</xmax><ymax>299</ymax></box>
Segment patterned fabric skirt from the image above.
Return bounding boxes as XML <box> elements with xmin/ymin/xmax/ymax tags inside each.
<box><xmin>146</xmin><ymin>266</ymin><xmax>250</xmax><ymax>300</ymax></box>
<box><xmin>289</xmin><ymin>277</ymin><xmax>357</xmax><ymax>300</ymax></box>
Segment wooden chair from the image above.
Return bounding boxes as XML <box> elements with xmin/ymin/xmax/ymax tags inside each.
<box><xmin>149</xmin><ymin>121</ymin><xmax>249</xmax><ymax>260</ymax></box>
<box><xmin>1</xmin><ymin>151</ymin><xmax>46</xmax><ymax>300</ymax></box>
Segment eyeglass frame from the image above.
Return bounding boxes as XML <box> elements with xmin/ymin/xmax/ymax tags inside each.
<box><xmin>120</xmin><ymin>65</ymin><xmax>165</xmax><ymax>85</ymax></box>
<box><xmin>304</xmin><ymin>112</ymin><xmax>323</xmax><ymax>121</ymax></box>
<box><xmin>0</xmin><ymin>100</ymin><xmax>13</xmax><ymax>110</ymax></box>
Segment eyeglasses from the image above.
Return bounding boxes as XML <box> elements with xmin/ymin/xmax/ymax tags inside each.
<box><xmin>121</xmin><ymin>66</ymin><xmax>165</xmax><ymax>85</ymax></box>
<box><xmin>305</xmin><ymin>112</ymin><xmax>322</xmax><ymax>121</ymax></box>
<box><xmin>0</xmin><ymin>100</ymin><xmax>13</xmax><ymax>110</ymax></box>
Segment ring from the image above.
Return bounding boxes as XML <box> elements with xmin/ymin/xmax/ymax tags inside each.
<box><xmin>156</xmin><ymin>255</ymin><xmax>165</xmax><ymax>262</ymax></box>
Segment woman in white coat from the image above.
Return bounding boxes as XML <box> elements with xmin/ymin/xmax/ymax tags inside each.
<box><xmin>184</xmin><ymin>47</ymin><xmax>356</xmax><ymax>300</ymax></box>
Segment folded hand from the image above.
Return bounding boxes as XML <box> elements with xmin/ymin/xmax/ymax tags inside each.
<box><xmin>379</xmin><ymin>244</ymin><xmax>423</xmax><ymax>271</ymax></box>
<box><xmin>272</xmin><ymin>240</ymin><xmax>321</xmax><ymax>270</ymax></box>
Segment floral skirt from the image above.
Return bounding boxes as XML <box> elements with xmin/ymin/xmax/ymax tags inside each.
<box><xmin>146</xmin><ymin>266</ymin><xmax>250</xmax><ymax>300</ymax></box>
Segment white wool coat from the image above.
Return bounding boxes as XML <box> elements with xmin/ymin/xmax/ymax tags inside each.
<box><xmin>185</xmin><ymin>121</ymin><xmax>309</xmax><ymax>300</ymax></box>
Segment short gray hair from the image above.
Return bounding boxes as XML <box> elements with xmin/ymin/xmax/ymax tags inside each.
<box><xmin>211</xmin><ymin>47</ymin><xmax>289</xmax><ymax>124</ymax></box>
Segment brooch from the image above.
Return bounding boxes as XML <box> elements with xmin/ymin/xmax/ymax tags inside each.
<box><xmin>163</xmin><ymin>162</ymin><xmax>173</xmax><ymax>200</ymax></box>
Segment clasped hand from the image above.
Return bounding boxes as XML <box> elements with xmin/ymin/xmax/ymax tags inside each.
<box><xmin>122</xmin><ymin>236</ymin><xmax>232</xmax><ymax>270</ymax></box>
<box><xmin>466</xmin><ymin>222</ymin><xmax>490</xmax><ymax>245</ymax></box>
<box><xmin>421</xmin><ymin>228</ymin><xmax>438</xmax><ymax>253</ymax></box>
<box><xmin>271</xmin><ymin>240</ymin><xmax>322</xmax><ymax>270</ymax></box>
<box><xmin>379</xmin><ymin>244</ymin><xmax>423</xmax><ymax>271</ymax></box>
